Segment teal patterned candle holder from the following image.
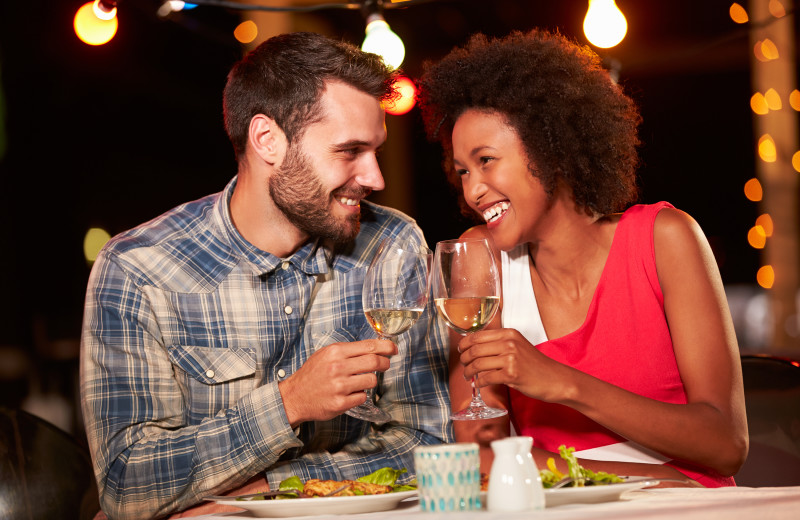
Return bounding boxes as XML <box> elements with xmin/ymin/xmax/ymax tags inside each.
<box><xmin>413</xmin><ymin>442</ymin><xmax>481</xmax><ymax>512</ymax></box>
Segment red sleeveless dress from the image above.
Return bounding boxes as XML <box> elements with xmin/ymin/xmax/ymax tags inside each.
<box><xmin>509</xmin><ymin>202</ymin><xmax>735</xmax><ymax>487</ymax></box>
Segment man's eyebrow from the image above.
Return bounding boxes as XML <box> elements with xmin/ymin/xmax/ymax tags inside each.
<box><xmin>330</xmin><ymin>139</ymin><xmax>373</xmax><ymax>152</ymax></box>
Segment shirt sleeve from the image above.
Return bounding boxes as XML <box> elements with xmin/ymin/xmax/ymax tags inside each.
<box><xmin>80</xmin><ymin>252</ymin><xmax>301</xmax><ymax>520</ymax></box>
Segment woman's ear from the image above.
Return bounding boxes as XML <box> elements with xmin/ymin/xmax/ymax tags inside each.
<box><xmin>248</xmin><ymin>114</ymin><xmax>287</xmax><ymax>166</ymax></box>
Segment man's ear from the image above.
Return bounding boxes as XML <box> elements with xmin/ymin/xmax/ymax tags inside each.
<box><xmin>248</xmin><ymin>114</ymin><xmax>287</xmax><ymax>166</ymax></box>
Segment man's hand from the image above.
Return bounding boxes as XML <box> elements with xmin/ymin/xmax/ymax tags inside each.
<box><xmin>279</xmin><ymin>339</ymin><xmax>397</xmax><ymax>427</ymax></box>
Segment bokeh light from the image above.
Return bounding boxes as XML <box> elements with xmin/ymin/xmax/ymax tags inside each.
<box><xmin>750</xmin><ymin>92</ymin><xmax>769</xmax><ymax>115</ymax></box>
<box><xmin>789</xmin><ymin>90</ymin><xmax>800</xmax><ymax>111</ymax></box>
<box><xmin>768</xmin><ymin>0</ymin><xmax>786</xmax><ymax>17</ymax></box>
<box><xmin>84</xmin><ymin>227</ymin><xmax>111</xmax><ymax>263</ymax></box>
<box><xmin>748</xmin><ymin>226</ymin><xmax>767</xmax><ymax>249</ymax></box>
<box><xmin>385</xmin><ymin>76</ymin><xmax>417</xmax><ymax>116</ymax></box>
<box><xmin>757</xmin><ymin>265</ymin><xmax>775</xmax><ymax>289</ymax></box>
<box><xmin>234</xmin><ymin>20</ymin><xmax>258</xmax><ymax>44</ymax></box>
<box><xmin>74</xmin><ymin>2</ymin><xmax>118</xmax><ymax>46</ymax></box>
<box><xmin>756</xmin><ymin>214</ymin><xmax>774</xmax><ymax>236</ymax></box>
<box><xmin>765</xmin><ymin>88</ymin><xmax>782</xmax><ymax>110</ymax></box>
<box><xmin>758</xmin><ymin>134</ymin><xmax>777</xmax><ymax>162</ymax></box>
<box><xmin>744</xmin><ymin>178</ymin><xmax>763</xmax><ymax>201</ymax></box>
<box><xmin>792</xmin><ymin>150</ymin><xmax>800</xmax><ymax>172</ymax></box>
<box><xmin>761</xmin><ymin>39</ymin><xmax>780</xmax><ymax>60</ymax></box>
<box><xmin>729</xmin><ymin>3</ymin><xmax>749</xmax><ymax>23</ymax></box>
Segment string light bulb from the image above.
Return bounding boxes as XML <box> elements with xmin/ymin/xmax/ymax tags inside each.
<box><xmin>74</xmin><ymin>1</ymin><xmax>118</xmax><ymax>45</ymax></box>
<box><xmin>583</xmin><ymin>0</ymin><xmax>627</xmax><ymax>48</ymax></box>
<box><xmin>360</xmin><ymin>1</ymin><xmax>405</xmax><ymax>71</ymax></box>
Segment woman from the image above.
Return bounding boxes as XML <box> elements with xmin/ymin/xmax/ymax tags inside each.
<box><xmin>417</xmin><ymin>29</ymin><xmax>748</xmax><ymax>487</ymax></box>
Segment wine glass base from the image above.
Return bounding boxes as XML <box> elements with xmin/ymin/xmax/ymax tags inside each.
<box><xmin>450</xmin><ymin>404</ymin><xmax>508</xmax><ymax>421</ymax></box>
<box><xmin>345</xmin><ymin>401</ymin><xmax>392</xmax><ymax>424</ymax></box>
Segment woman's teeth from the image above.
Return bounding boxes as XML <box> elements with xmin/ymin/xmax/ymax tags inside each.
<box><xmin>483</xmin><ymin>202</ymin><xmax>509</xmax><ymax>223</ymax></box>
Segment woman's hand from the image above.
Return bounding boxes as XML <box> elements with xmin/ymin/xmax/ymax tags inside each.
<box><xmin>458</xmin><ymin>327</ymin><xmax>570</xmax><ymax>403</ymax></box>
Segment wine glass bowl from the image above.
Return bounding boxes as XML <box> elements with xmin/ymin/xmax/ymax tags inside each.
<box><xmin>346</xmin><ymin>239</ymin><xmax>432</xmax><ymax>423</ymax></box>
<box><xmin>433</xmin><ymin>237</ymin><xmax>508</xmax><ymax>421</ymax></box>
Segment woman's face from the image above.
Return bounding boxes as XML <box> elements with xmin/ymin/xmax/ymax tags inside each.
<box><xmin>452</xmin><ymin>109</ymin><xmax>551</xmax><ymax>251</ymax></box>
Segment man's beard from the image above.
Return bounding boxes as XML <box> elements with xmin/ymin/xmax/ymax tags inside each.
<box><xmin>269</xmin><ymin>144</ymin><xmax>366</xmax><ymax>245</ymax></box>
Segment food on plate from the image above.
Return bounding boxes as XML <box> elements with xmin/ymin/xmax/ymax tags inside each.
<box><xmin>481</xmin><ymin>444</ymin><xmax>624</xmax><ymax>491</ymax></box>
<box><xmin>304</xmin><ymin>479</ymin><xmax>392</xmax><ymax>497</ymax></box>
<box><xmin>244</xmin><ymin>467</ymin><xmax>415</xmax><ymax>500</ymax></box>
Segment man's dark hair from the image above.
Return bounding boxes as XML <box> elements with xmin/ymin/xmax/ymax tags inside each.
<box><xmin>224</xmin><ymin>32</ymin><xmax>398</xmax><ymax>159</ymax></box>
<box><xmin>418</xmin><ymin>29</ymin><xmax>642</xmax><ymax>216</ymax></box>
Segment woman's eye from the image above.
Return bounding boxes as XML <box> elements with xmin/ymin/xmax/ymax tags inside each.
<box><xmin>456</xmin><ymin>168</ymin><xmax>469</xmax><ymax>176</ymax></box>
<box><xmin>479</xmin><ymin>156</ymin><xmax>495</xmax><ymax>165</ymax></box>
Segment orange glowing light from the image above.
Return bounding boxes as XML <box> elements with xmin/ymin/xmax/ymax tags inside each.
<box><xmin>761</xmin><ymin>39</ymin><xmax>780</xmax><ymax>60</ymax></box>
<box><xmin>765</xmin><ymin>88</ymin><xmax>783</xmax><ymax>110</ymax></box>
<box><xmin>756</xmin><ymin>214</ymin><xmax>774</xmax><ymax>237</ymax></box>
<box><xmin>748</xmin><ymin>226</ymin><xmax>767</xmax><ymax>249</ymax></box>
<box><xmin>757</xmin><ymin>265</ymin><xmax>775</xmax><ymax>289</ymax></box>
<box><xmin>744</xmin><ymin>178</ymin><xmax>763</xmax><ymax>201</ymax></box>
<box><xmin>385</xmin><ymin>76</ymin><xmax>417</xmax><ymax>116</ymax></box>
<box><xmin>753</xmin><ymin>41</ymin><xmax>768</xmax><ymax>62</ymax></box>
<box><xmin>750</xmin><ymin>92</ymin><xmax>769</xmax><ymax>115</ymax></box>
<box><xmin>729</xmin><ymin>3</ymin><xmax>749</xmax><ymax>23</ymax></box>
<box><xmin>768</xmin><ymin>0</ymin><xmax>786</xmax><ymax>17</ymax></box>
<box><xmin>74</xmin><ymin>2</ymin><xmax>118</xmax><ymax>46</ymax></box>
<box><xmin>790</xmin><ymin>90</ymin><xmax>800</xmax><ymax>111</ymax></box>
<box><xmin>793</xmin><ymin>151</ymin><xmax>800</xmax><ymax>173</ymax></box>
<box><xmin>234</xmin><ymin>20</ymin><xmax>258</xmax><ymax>44</ymax></box>
<box><xmin>758</xmin><ymin>135</ymin><xmax>777</xmax><ymax>162</ymax></box>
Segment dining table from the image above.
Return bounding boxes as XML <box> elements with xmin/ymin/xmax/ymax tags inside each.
<box><xmin>194</xmin><ymin>485</ymin><xmax>800</xmax><ymax>520</ymax></box>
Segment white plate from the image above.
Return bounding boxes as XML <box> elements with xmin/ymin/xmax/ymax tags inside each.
<box><xmin>481</xmin><ymin>477</ymin><xmax>660</xmax><ymax>508</ymax></box>
<box><xmin>210</xmin><ymin>490</ymin><xmax>418</xmax><ymax>518</ymax></box>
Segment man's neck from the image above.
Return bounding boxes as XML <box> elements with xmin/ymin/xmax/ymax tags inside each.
<box><xmin>230</xmin><ymin>173</ymin><xmax>309</xmax><ymax>258</ymax></box>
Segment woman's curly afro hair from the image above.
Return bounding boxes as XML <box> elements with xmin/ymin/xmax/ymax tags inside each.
<box><xmin>417</xmin><ymin>29</ymin><xmax>642</xmax><ymax>217</ymax></box>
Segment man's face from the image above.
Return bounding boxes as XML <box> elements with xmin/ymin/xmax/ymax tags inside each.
<box><xmin>269</xmin><ymin>81</ymin><xmax>387</xmax><ymax>245</ymax></box>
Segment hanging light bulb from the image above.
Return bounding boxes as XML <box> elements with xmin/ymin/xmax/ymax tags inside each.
<box><xmin>361</xmin><ymin>12</ymin><xmax>405</xmax><ymax>70</ymax></box>
<box><xmin>74</xmin><ymin>1</ymin><xmax>118</xmax><ymax>46</ymax></box>
<box><xmin>583</xmin><ymin>0</ymin><xmax>627</xmax><ymax>48</ymax></box>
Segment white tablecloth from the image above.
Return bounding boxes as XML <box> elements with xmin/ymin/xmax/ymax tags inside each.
<box><xmin>194</xmin><ymin>486</ymin><xmax>800</xmax><ymax>520</ymax></box>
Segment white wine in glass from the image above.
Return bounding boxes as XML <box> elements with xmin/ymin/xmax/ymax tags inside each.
<box><xmin>347</xmin><ymin>238</ymin><xmax>432</xmax><ymax>423</ymax></box>
<box><xmin>433</xmin><ymin>237</ymin><xmax>508</xmax><ymax>421</ymax></box>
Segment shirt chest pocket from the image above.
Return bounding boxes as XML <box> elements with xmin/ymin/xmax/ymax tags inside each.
<box><xmin>167</xmin><ymin>345</ymin><xmax>258</xmax><ymax>424</ymax></box>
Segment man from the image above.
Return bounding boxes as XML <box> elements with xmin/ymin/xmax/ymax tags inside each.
<box><xmin>80</xmin><ymin>32</ymin><xmax>452</xmax><ymax>519</ymax></box>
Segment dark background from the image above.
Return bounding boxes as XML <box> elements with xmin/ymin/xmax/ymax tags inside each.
<box><xmin>0</xmin><ymin>0</ymin><xmax>788</xmax><ymax>434</ymax></box>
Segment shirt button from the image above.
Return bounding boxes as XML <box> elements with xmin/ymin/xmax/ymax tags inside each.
<box><xmin>281</xmin><ymin>261</ymin><xmax>291</xmax><ymax>270</ymax></box>
<box><xmin>205</xmin><ymin>369</ymin><xmax>215</xmax><ymax>379</ymax></box>
<box><xmin>284</xmin><ymin>305</ymin><xmax>293</xmax><ymax>315</ymax></box>
<box><xmin>277</xmin><ymin>369</ymin><xmax>286</xmax><ymax>379</ymax></box>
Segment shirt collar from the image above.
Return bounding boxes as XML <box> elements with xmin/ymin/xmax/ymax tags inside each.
<box><xmin>214</xmin><ymin>176</ymin><xmax>333</xmax><ymax>277</ymax></box>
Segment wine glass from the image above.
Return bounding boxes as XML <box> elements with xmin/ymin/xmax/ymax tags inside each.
<box><xmin>433</xmin><ymin>237</ymin><xmax>508</xmax><ymax>420</ymax></box>
<box><xmin>346</xmin><ymin>238</ymin><xmax>433</xmax><ymax>423</ymax></box>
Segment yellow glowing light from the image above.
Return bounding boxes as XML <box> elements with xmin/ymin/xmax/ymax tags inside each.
<box><xmin>758</xmin><ymin>134</ymin><xmax>777</xmax><ymax>162</ymax></box>
<box><xmin>74</xmin><ymin>1</ymin><xmax>118</xmax><ymax>46</ymax></box>
<box><xmin>790</xmin><ymin>90</ymin><xmax>800</xmax><ymax>111</ymax></box>
<box><xmin>361</xmin><ymin>18</ymin><xmax>405</xmax><ymax>70</ymax></box>
<box><xmin>761</xmin><ymin>39</ymin><xmax>780</xmax><ymax>60</ymax></box>
<box><xmin>765</xmin><ymin>88</ymin><xmax>783</xmax><ymax>110</ymax></box>
<box><xmin>583</xmin><ymin>0</ymin><xmax>627</xmax><ymax>49</ymax></box>
<box><xmin>757</xmin><ymin>265</ymin><xmax>775</xmax><ymax>289</ymax></box>
<box><xmin>756</xmin><ymin>214</ymin><xmax>774</xmax><ymax>237</ymax></box>
<box><xmin>753</xmin><ymin>41</ymin><xmax>768</xmax><ymax>62</ymax></box>
<box><xmin>768</xmin><ymin>0</ymin><xmax>786</xmax><ymax>17</ymax></box>
<box><xmin>750</xmin><ymin>92</ymin><xmax>769</xmax><ymax>115</ymax></box>
<box><xmin>748</xmin><ymin>226</ymin><xmax>767</xmax><ymax>249</ymax></box>
<box><xmin>729</xmin><ymin>3</ymin><xmax>749</xmax><ymax>23</ymax></box>
<box><xmin>385</xmin><ymin>76</ymin><xmax>417</xmax><ymax>116</ymax></box>
<box><xmin>234</xmin><ymin>20</ymin><xmax>258</xmax><ymax>44</ymax></box>
<box><xmin>744</xmin><ymin>178</ymin><xmax>763</xmax><ymax>201</ymax></box>
<box><xmin>793</xmin><ymin>150</ymin><xmax>800</xmax><ymax>172</ymax></box>
<box><xmin>84</xmin><ymin>227</ymin><xmax>111</xmax><ymax>263</ymax></box>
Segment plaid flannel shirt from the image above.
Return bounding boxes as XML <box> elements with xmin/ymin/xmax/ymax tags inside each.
<box><xmin>80</xmin><ymin>177</ymin><xmax>452</xmax><ymax>519</ymax></box>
